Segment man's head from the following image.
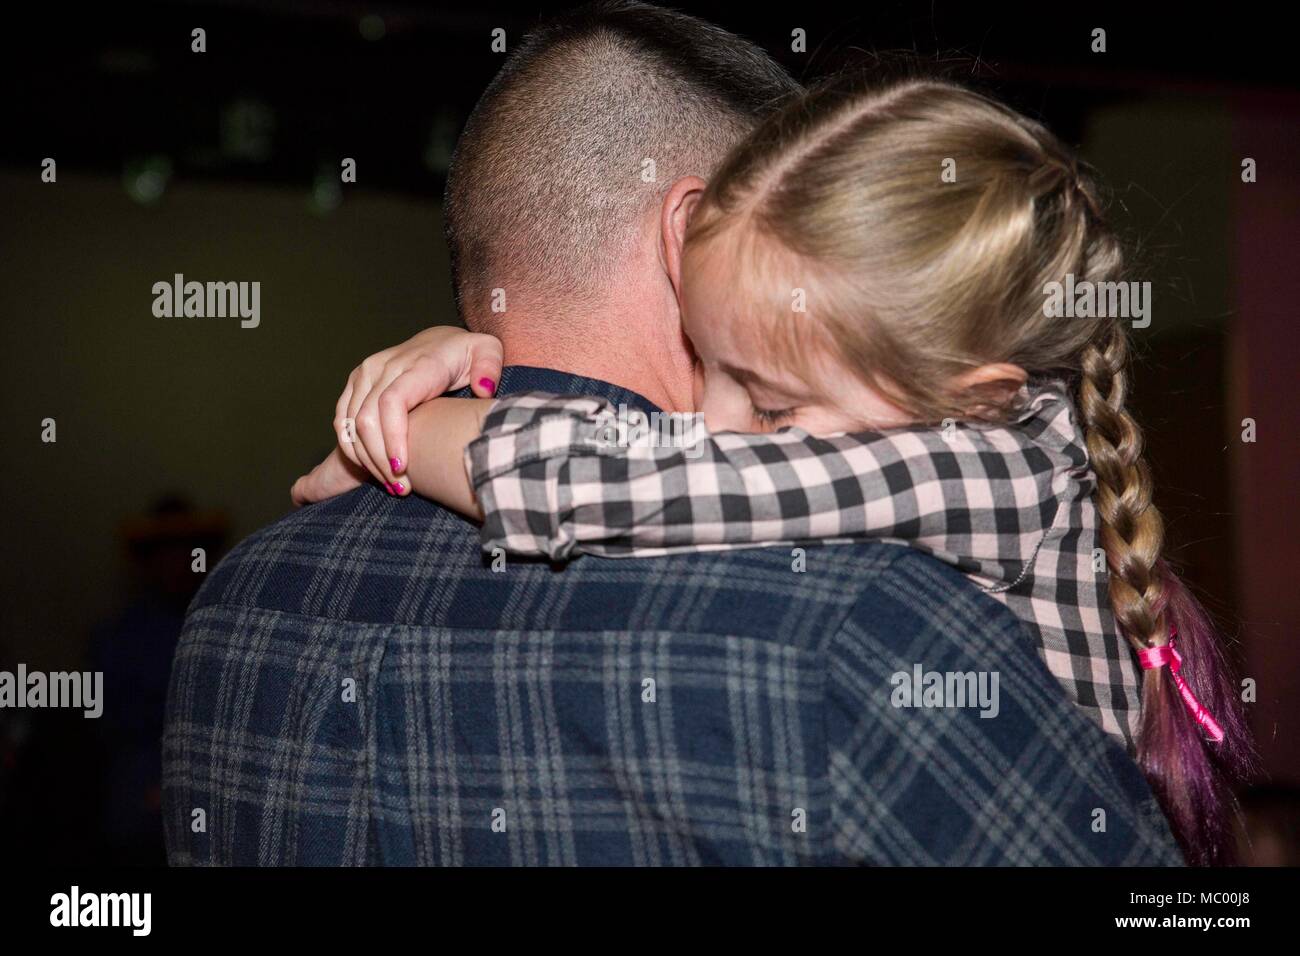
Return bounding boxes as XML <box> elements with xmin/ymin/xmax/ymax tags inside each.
<box><xmin>443</xmin><ymin>1</ymin><xmax>799</xmax><ymax>408</ymax></box>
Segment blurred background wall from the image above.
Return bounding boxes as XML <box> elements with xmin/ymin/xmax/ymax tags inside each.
<box><xmin>0</xmin><ymin>173</ymin><xmax>453</xmax><ymax>669</ymax></box>
<box><xmin>0</xmin><ymin>1</ymin><xmax>1296</xmax><ymax>864</ymax></box>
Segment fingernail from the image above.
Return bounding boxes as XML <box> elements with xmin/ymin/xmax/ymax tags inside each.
<box><xmin>390</xmin><ymin>457</ymin><xmax>403</xmax><ymax>473</ymax></box>
<box><xmin>479</xmin><ymin>377</ymin><xmax>496</xmax><ymax>396</ymax></box>
<box><xmin>383</xmin><ymin>482</ymin><xmax>395</xmax><ymax>494</ymax></box>
<box><xmin>391</xmin><ymin>481</ymin><xmax>404</xmax><ymax>495</ymax></box>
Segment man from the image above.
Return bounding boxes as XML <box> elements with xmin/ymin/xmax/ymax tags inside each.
<box><xmin>163</xmin><ymin>1</ymin><xmax>1181</xmax><ymax>865</ymax></box>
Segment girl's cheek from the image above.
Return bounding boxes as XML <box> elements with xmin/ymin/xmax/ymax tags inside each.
<box><xmin>790</xmin><ymin>403</ymin><xmax>874</xmax><ymax>437</ymax></box>
<box><xmin>698</xmin><ymin>378</ymin><xmax>754</xmax><ymax>433</ymax></box>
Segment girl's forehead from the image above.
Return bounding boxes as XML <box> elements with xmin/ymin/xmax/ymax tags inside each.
<box><xmin>683</xmin><ymin>258</ymin><xmax>835</xmax><ymax>400</ymax></box>
<box><xmin>684</xmin><ymin>230</ymin><xmax>800</xmax><ymax>342</ymax></box>
<box><xmin>682</xmin><ymin>270</ymin><xmax>769</xmax><ymax>361</ymax></box>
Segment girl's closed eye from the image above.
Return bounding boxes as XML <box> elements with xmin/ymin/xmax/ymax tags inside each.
<box><xmin>752</xmin><ymin>405</ymin><xmax>795</xmax><ymax>427</ymax></box>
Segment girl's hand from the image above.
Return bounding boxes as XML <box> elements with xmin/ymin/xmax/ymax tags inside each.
<box><xmin>293</xmin><ymin>398</ymin><xmax>493</xmax><ymax>517</ymax></box>
<box><xmin>333</xmin><ymin>326</ymin><xmax>502</xmax><ymax>495</ymax></box>
<box><xmin>291</xmin><ymin>446</ymin><xmax>367</xmax><ymax>507</ymax></box>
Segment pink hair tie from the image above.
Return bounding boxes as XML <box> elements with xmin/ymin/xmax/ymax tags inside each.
<box><xmin>1137</xmin><ymin>630</ymin><xmax>1226</xmax><ymax>743</ymax></box>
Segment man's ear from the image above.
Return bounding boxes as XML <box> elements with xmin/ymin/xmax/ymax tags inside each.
<box><xmin>953</xmin><ymin>362</ymin><xmax>1028</xmax><ymax>414</ymax></box>
<box><xmin>659</xmin><ymin>175</ymin><xmax>707</xmax><ymax>298</ymax></box>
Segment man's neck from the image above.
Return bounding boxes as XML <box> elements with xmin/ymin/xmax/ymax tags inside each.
<box><xmin>473</xmin><ymin>303</ymin><xmax>695</xmax><ymax>413</ymax></box>
<box><xmin>497</xmin><ymin>343</ymin><xmax>683</xmax><ymax>412</ymax></box>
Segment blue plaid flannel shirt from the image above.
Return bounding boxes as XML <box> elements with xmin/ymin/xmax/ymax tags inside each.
<box><xmin>162</xmin><ymin>366</ymin><xmax>1181</xmax><ymax>866</ymax></box>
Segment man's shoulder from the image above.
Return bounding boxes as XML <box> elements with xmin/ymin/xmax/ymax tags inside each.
<box><xmin>189</xmin><ymin>485</ymin><xmax>996</xmax><ymax>653</ymax></box>
<box><xmin>822</xmin><ymin>548</ymin><xmax>1183</xmax><ymax>865</ymax></box>
<box><xmin>190</xmin><ymin>484</ymin><xmax>481</xmax><ymax>624</ymax></box>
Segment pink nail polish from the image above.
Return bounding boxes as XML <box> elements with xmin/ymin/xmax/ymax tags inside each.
<box><xmin>390</xmin><ymin>457</ymin><xmax>403</xmax><ymax>473</ymax></box>
<box><xmin>479</xmin><ymin>377</ymin><xmax>496</xmax><ymax>396</ymax></box>
<box><xmin>383</xmin><ymin>482</ymin><xmax>395</xmax><ymax>494</ymax></box>
<box><xmin>391</xmin><ymin>481</ymin><xmax>404</xmax><ymax>494</ymax></box>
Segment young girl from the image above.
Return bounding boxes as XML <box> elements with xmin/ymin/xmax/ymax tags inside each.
<box><xmin>296</xmin><ymin>75</ymin><xmax>1253</xmax><ymax>863</ymax></box>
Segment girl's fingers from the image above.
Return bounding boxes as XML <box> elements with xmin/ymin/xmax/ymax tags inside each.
<box><xmin>291</xmin><ymin>447</ymin><xmax>366</xmax><ymax>506</ymax></box>
<box><xmin>355</xmin><ymin>389</ymin><xmax>401</xmax><ymax>494</ymax></box>
<box><xmin>465</xmin><ymin>334</ymin><xmax>504</xmax><ymax>397</ymax></box>
<box><xmin>329</xmin><ymin>328</ymin><xmax>504</xmax><ymax>497</ymax></box>
<box><xmin>334</xmin><ymin>373</ymin><xmax>363</xmax><ymax>468</ymax></box>
<box><xmin>379</xmin><ymin>359</ymin><xmax>460</xmax><ymax>478</ymax></box>
<box><xmin>347</xmin><ymin>381</ymin><xmax>390</xmax><ymax>492</ymax></box>
<box><xmin>364</xmin><ymin>343</ymin><xmax>488</xmax><ymax>491</ymax></box>
<box><xmin>350</xmin><ymin>358</ymin><xmax>428</xmax><ymax>496</ymax></box>
<box><xmin>352</xmin><ymin>414</ymin><xmax>390</xmax><ymax>492</ymax></box>
<box><xmin>339</xmin><ymin>351</ymin><xmax>396</xmax><ymax>472</ymax></box>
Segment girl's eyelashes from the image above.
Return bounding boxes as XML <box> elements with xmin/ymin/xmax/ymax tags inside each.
<box><xmin>753</xmin><ymin>406</ymin><xmax>795</xmax><ymax>426</ymax></box>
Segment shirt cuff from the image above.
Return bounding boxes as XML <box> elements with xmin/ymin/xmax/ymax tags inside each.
<box><xmin>465</xmin><ymin>392</ymin><xmax>622</xmax><ymax>491</ymax></box>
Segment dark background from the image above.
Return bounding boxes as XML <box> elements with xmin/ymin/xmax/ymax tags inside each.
<box><xmin>0</xmin><ymin>1</ymin><xmax>1296</xmax><ymax>865</ymax></box>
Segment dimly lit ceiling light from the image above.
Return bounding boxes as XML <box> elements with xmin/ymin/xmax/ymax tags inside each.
<box><xmin>123</xmin><ymin>156</ymin><xmax>173</xmax><ymax>206</ymax></box>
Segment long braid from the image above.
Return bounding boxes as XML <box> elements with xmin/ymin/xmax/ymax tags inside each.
<box><xmin>1075</xmin><ymin>241</ymin><xmax>1254</xmax><ymax>866</ymax></box>
<box><xmin>928</xmin><ymin>86</ymin><xmax>1256</xmax><ymax>863</ymax></box>
<box><xmin>1079</xmin><ymin>323</ymin><xmax>1166</xmax><ymax>653</ymax></box>
<box><xmin>963</xmin><ymin>83</ymin><xmax>1258</xmax><ymax>862</ymax></box>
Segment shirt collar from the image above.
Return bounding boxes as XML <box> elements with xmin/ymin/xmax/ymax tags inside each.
<box><xmin>494</xmin><ymin>365</ymin><xmax>662</xmax><ymax>417</ymax></box>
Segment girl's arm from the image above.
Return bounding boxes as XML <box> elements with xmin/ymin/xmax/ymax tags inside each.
<box><xmin>294</xmin><ymin>395</ymin><xmax>494</xmax><ymax>511</ymax></box>
<box><xmin>403</xmin><ymin>397</ymin><xmax>494</xmax><ymax>518</ymax></box>
<box><xmin>333</xmin><ymin>325</ymin><xmax>501</xmax><ymax>496</ymax></box>
<box><xmin>464</xmin><ymin>389</ymin><xmax>1084</xmax><ymax>589</ymax></box>
<box><xmin>293</xmin><ymin>326</ymin><xmax>500</xmax><ymax>507</ymax></box>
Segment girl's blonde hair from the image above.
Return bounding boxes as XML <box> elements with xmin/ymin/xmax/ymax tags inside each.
<box><xmin>687</xmin><ymin>74</ymin><xmax>1254</xmax><ymax>863</ymax></box>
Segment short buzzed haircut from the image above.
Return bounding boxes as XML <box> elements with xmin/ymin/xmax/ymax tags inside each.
<box><xmin>444</xmin><ymin>1</ymin><xmax>800</xmax><ymax>320</ymax></box>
